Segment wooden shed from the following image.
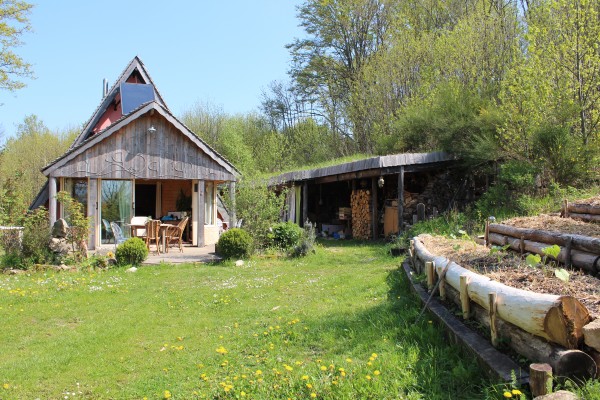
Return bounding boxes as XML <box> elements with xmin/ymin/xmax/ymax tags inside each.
<box><xmin>269</xmin><ymin>152</ymin><xmax>462</xmax><ymax>239</ymax></box>
<box><xmin>33</xmin><ymin>57</ymin><xmax>239</xmax><ymax>250</ymax></box>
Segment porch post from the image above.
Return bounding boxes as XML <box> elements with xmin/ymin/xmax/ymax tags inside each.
<box><xmin>229</xmin><ymin>181</ymin><xmax>236</xmax><ymax>228</ymax></box>
<box><xmin>397</xmin><ymin>167</ymin><xmax>404</xmax><ymax>234</ymax></box>
<box><xmin>87</xmin><ymin>178</ymin><xmax>98</xmax><ymax>250</ymax></box>
<box><xmin>196</xmin><ymin>180</ymin><xmax>205</xmax><ymax>247</ymax></box>
<box><xmin>49</xmin><ymin>176</ymin><xmax>57</xmax><ymax>227</ymax></box>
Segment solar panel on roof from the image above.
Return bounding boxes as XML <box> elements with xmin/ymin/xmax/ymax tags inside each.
<box><xmin>120</xmin><ymin>82</ymin><xmax>155</xmax><ymax>115</ymax></box>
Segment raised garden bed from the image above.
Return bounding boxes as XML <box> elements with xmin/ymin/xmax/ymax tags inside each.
<box><xmin>409</xmin><ymin>233</ymin><xmax>600</xmax><ymax>384</ymax></box>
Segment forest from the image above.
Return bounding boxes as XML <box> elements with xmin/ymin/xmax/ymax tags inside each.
<box><xmin>0</xmin><ymin>0</ymin><xmax>599</xmax><ymax>225</ymax></box>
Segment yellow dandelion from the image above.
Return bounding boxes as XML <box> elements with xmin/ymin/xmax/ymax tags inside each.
<box><xmin>241</xmin><ymin>391</ymin><xmax>246</xmax><ymax>397</ymax></box>
<box><xmin>320</xmin><ymin>365</ymin><xmax>327</xmax><ymax>371</ymax></box>
<box><xmin>503</xmin><ymin>392</ymin><xmax>512</xmax><ymax>398</ymax></box>
<box><xmin>367</xmin><ymin>361</ymin><xmax>372</xmax><ymax>366</ymax></box>
<box><xmin>374</xmin><ymin>370</ymin><xmax>381</xmax><ymax>376</ymax></box>
<box><xmin>310</xmin><ymin>393</ymin><xmax>317</xmax><ymax>398</ymax></box>
<box><xmin>306</xmin><ymin>383</ymin><xmax>313</xmax><ymax>389</ymax></box>
<box><xmin>346</xmin><ymin>358</ymin><xmax>352</xmax><ymax>363</ymax></box>
<box><xmin>284</xmin><ymin>365</ymin><xmax>293</xmax><ymax>372</ymax></box>
<box><xmin>216</xmin><ymin>346</ymin><xmax>228</xmax><ymax>355</ymax></box>
<box><xmin>2</xmin><ymin>383</ymin><xmax>9</xmax><ymax>389</ymax></box>
<box><xmin>255</xmin><ymin>369</ymin><xmax>263</xmax><ymax>376</ymax></box>
<box><xmin>302</xmin><ymin>375</ymin><xmax>309</xmax><ymax>380</ymax></box>
<box><xmin>512</xmin><ymin>389</ymin><xmax>522</xmax><ymax>395</ymax></box>
<box><xmin>371</xmin><ymin>353</ymin><xmax>378</xmax><ymax>358</ymax></box>
<box><xmin>163</xmin><ymin>390</ymin><xmax>172</xmax><ymax>399</ymax></box>
<box><xmin>366</xmin><ymin>375</ymin><xmax>372</xmax><ymax>380</ymax></box>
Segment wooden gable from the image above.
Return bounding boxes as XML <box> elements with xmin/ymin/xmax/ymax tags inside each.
<box><xmin>46</xmin><ymin>105</ymin><xmax>237</xmax><ymax>182</ymax></box>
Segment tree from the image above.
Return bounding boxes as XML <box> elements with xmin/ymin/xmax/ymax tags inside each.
<box><xmin>0</xmin><ymin>115</ymin><xmax>76</xmax><ymax>206</ymax></box>
<box><xmin>0</xmin><ymin>0</ymin><xmax>34</xmax><ymax>92</ymax></box>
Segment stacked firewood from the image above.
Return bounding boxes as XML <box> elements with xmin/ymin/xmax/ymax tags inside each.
<box><xmin>351</xmin><ymin>189</ymin><xmax>371</xmax><ymax>240</ymax></box>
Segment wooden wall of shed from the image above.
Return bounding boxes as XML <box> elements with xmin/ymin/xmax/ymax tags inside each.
<box><xmin>50</xmin><ymin>113</ymin><xmax>235</xmax><ymax>182</ymax></box>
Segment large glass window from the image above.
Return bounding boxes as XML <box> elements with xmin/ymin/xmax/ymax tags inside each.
<box><xmin>204</xmin><ymin>181</ymin><xmax>215</xmax><ymax>225</ymax></box>
<box><xmin>101</xmin><ymin>180</ymin><xmax>132</xmax><ymax>242</ymax></box>
<box><xmin>63</xmin><ymin>178</ymin><xmax>88</xmax><ymax>215</ymax></box>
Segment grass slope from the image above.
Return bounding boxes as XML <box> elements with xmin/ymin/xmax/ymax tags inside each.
<box><xmin>1</xmin><ymin>241</ymin><xmax>493</xmax><ymax>399</ymax></box>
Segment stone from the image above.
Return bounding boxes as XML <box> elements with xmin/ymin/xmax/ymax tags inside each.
<box><xmin>107</xmin><ymin>258</ymin><xmax>117</xmax><ymax>266</ymax></box>
<box><xmin>126</xmin><ymin>266</ymin><xmax>138</xmax><ymax>273</ymax></box>
<box><xmin>51</xmin><ymin>218</ymin><xmax>69</xmax><ymax>238</ymax></box>
<box><xmin>49</xmin><ymin>237</ymin><xmax>70</xmax><ymax>255</ymax></box>
<box><xmin>534</xmin><ymin>390</ymin><xmax>578</xmax><ymax>400</ymax></box>
<box><xmin>235</xmin><ymin>260</ymin><xmax>244</xmax><ymax>267</ymax></box>
<box><xmin>6</xmin><ymin>269</ymin><xmax>26</xmax><ymax>275</ymax></box>
<box><xmin>583</xmin><ymin>319</ymin><xmax>600</xmax><ymax>352</ymax></box>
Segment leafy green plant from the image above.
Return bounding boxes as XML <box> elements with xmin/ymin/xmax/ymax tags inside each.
<box><xmin>216</xmin><ymin>228</ymin><xmax>253</xmax><ymax>259</ymax></box>
<box><xmin>115</xmin><ymin>237</ymin><xmax>148</xmax><ymax>266</ymax></box>
<box><xmin>56</xmin><ymin>191</ymin><xmax>91</xmax><ymax>261</ymax></box>
<box><xmin>290</xmin><ymin>220</ymin><xmax>317</xmax><ymax>257</ymax></box>
<box><xmin>554</xmin><ymin>268</ymin><xmax>570</xmax><ymax>283</ymax></box>
<box><xmin>489</xmin><ymin>244</ymin><xmax>511</xmax><ymax>263</ymax></box>
<box><xmin>21</xmin><ymin>207</ymin><xmax>53</xmax><ymax>267</ymax></box>
<box><xmin>525</xmin><ymin>253</ymin><xmax>542</xmax><ymax>268</ymax></box>
<box><xmin>270</xmin><ymin>221</ymin><xmax>303</xmax><ymax>250</ymax></box>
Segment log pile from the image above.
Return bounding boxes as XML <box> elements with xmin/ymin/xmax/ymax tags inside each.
<box><xmin>411</xmin><ymin>235</ymin><xmax>598</xmax><ymax>380</ymax></box>
<box><xmin>486</xmin><ymin>223</ymin><xmax>600</xmax><ymax>276</ymax></box>
<box><xmin>351</xmin><ymin>189</ymin><xmax>371</xmax><ymax>240</ymax></box>
<box><xmin>562</xmin><ymin>199</ymin><xmax>600</xmax><ymax>223</ymax></box>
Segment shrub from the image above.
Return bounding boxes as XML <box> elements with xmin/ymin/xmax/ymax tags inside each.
<box><xmin>271</xmin><ymin>222</ymin><xmax>303</xmax><ymax>249</ymax></box>
<box><xmin>21</xmin><ymin>207</ymin><xmax>53</xmax><ymax>266</ymax></box>
<box><xmin>115</xmin><ymin>237</ymin><xmax>148</xmax><ymax>266</ymax></box>
<box><xmin>290</xmin><ymin>221</ymin><xmax>317</xmax><ymax>257</ymax></box>
<box><xmin>216</xmin><ymin>228</ymin><xmax>253</xmax><ymax>259</ymax></box>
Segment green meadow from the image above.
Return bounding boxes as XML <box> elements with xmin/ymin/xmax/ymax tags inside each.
<box><xmin>0</xmin><ymin>241</ymin><xmax>501</xmax><ymax>399</ymax></box>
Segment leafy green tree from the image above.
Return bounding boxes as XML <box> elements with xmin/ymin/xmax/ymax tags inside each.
<box><xmin>0</xmin><ymin>115</ymin><xmax>76</xmax><ymax>206</ymax></box>
<box><xmin>0</xmin><ymin>0</ymin><xmax>34</xmax><ymax>91</ymax></box>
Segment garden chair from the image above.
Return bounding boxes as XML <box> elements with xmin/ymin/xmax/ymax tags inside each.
<box><xmin>130</xmin><ymin>216</ymin><xmax>148</xmax><ymax>238</ymax></box>
<box><xmin>145</xmin><ymin>219</ymin><xmax>161</xmax><ymax>254</ymax></box>
<box><xmin>102</xmin><ymin>218</ymin><xmax>113</xmax><ymax>243</ymax></box>
<box><xmin>110</xmin><ymin>222</ymin><xmax>127</xmax><ymax>250</ymax></box>
<box><xmin>164</xmin><ymin>217</ymin><xmax>188</xmax><ymax>253</ymax></box>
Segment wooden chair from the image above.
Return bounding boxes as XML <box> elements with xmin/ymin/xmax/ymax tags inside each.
<box><xmin>164</xmin><ymin>217</ymin><xmax>189</xmax><ymax>253</ymax></box>
<box><xmin>145</xmin><ymin>219</ymin><xmax>161</xmax><ymax>254</ymax></box>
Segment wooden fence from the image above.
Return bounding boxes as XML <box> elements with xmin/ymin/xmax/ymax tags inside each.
<box><xmin>561</xmin><ymin>199</ymin><xmax>600</xmax><ymax>223</ymax></box>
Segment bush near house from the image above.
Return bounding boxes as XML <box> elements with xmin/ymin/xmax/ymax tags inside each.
<box><xmin>115</xmin><ymin>237</ymin><xmax>148</xmax><ymax>266</ymax></box>
<box><xmin>270</xmin><ymin>221</ymin><xmax>304</xmax><ymax>250</ymax></box>
<box><xmin>216</xmin><ymin>228</ymin><xmax>253</xmax><ymax>259</ymax></box>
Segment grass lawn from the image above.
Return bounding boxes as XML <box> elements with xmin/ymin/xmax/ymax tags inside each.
<box><xmin>0</xmin><ymin>241</ymin><xmax>500</xmax><ymax>399</ymax></box>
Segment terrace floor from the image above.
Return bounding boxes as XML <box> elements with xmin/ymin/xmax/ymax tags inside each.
<box><xmin>95</xmin><ymin>243</ymin><xmax>221</xmax><ymax>265</ymax></box>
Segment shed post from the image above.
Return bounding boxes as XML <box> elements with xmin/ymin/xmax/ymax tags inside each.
<box><xmin>371</xmin><ymin>177</ymin><xmax>378</xmax><ymax>240</ymax></box>
<box><xmin>49</xmin><ymin>176</ymin><xmax>57</xmax><ymax>227</ymax></box>
<box><xmin>87</xmin><ymin>178</ymin><xmax>98</xmax><ymax>250</ymax></box>
<box><xmin>229</xmin><ymin>181</ymin><xmax>236</xmax><ymax>228</ymax></box>
<box><xmin>302</xmin><ymin>182</ymin><xmax>308</xmax><ymax>227</ymax></box>
<box><xmin>397</xmin><ymin>167</ymin><xmax>404</xmax><ymax>234</ymax></box>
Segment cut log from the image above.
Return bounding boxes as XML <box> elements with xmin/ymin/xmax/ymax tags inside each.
<box><xmin>530</xmin><ymin>363</ymin><xmax>552</xmax><ymax>398</ymax></box>
<box><xmin>568</xmin><ymin>213</ymin><xmax>600</xmax><ymax>223</ymax></box>
<box><xmin>583</xmin><ymin>319</ymin><xmax>600</xmax><ymax>352</ymax></box>
<box><xmin>415</xmin><ymin>235</ymin><xmax>592</xmax><ymax>348</ymax></box>
<box><xmin>489</xmin><ymin>224</ymin><xmax>600</xmax><ymax>254</ymax></box>
<box><xmin>568</xmin><ymin>203</ymin><xmax>600</xmax><ymax>216</ymax></box>
<box><xmin>488</xmin><ymin>232</ymin><xmax>600</xmax><ymax>275</ymax></box>
<box><xmin>444</xmin><ymin>285</ymin><xmax>597</xmax><ymax>381</ymax></box>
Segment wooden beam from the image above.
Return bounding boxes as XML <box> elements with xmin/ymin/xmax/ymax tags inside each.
<box><xmin>397</xmin><ymin>167</ymin><xmax>404</xmax><ymax>234</ymax></box>
<box><xmin>371</xmin><ymin>177</ymin><xmax>378</xmax><ymax>240</ymax></box>
<box><xmin>229</xmin><ymin>181</ymin><xmax>236</xmax><ymax>228</ymax></box>
<box><xmin>49</xmin><ymin>177</ymin><xmax>57</xmax><ymax>227</ymax></box>
<box><xmin>196</xmin><ymin>180</ymin><xmax>205</xmax><ymax>247</ymax></box>
<box><xmin>302</xmin><ymin>182</ymin><xmax>308</xmax><ymax>227</ymax></box>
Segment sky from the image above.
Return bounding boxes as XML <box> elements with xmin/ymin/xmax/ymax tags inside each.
<box><xmin>0</xmin><ymin>0</ymin><xmax>304</xmax><ymax>141</ymax></box>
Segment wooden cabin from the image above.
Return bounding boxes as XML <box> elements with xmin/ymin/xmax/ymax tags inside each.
<box><xmin>32</xmin><ymin>57</ymin><xmax>239</xmax><ymax>250</ymax></box>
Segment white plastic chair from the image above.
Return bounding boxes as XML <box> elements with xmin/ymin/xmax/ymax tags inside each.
<box><xmin>110</xmin><ymin>222</ymin><xmax>127</xmax><ymax>250</ymax></box>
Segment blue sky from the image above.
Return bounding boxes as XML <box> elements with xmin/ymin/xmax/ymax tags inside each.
<box><xmin>0</xmin><ymin>0</ymin><xmax>303</xmax><ymax>141</ymax></box>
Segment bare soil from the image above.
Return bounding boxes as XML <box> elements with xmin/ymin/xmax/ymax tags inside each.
<box><xmin>419</xmin><ymin>233</ymin><xmax>600</xmax><ymax>318</ymax></box>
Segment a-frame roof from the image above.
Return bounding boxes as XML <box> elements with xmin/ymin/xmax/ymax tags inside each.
<box><xmin>42</xmin><ymin>100</ymin><xmax>240</xmax><ymax>178</ymax></box>
<box><xmin>70</xmin><ymin>56</ymin><xmax>168</xmax><ymax>148</ymax></box>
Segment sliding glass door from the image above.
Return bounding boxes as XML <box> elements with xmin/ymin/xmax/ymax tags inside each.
<box><xmin>100</xmin><ymin>180</ymin><xmax>132</xmax><ymax>242</ymax></box>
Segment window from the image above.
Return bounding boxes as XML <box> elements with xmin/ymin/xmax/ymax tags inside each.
<box><xmin>63</xmin><ymin>178</ymin><xmax>88</xmax><ymax>218</ymax></box>
<box><xmin>204</xmin><ymin>181</ymin><xmax>215</xmax><ymax>225</ymax></box>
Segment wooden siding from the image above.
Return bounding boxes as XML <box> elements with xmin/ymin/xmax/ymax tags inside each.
<box><xmin>50</xmin><ymin>114</ymin><xmax>236</xmax><ymax>181</ymax></box>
